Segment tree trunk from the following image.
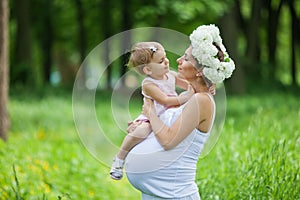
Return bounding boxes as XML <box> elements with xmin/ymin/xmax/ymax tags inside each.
<box><xmin>120</xmin><ymin>0</ymin><xmax>132</xmax><ymax>84</ymax></box>
<box><xmin>101</xmin><ymin>0</ymin><xmax>112</xmax><ymax>89</ymax></box>
<box><xmin>245</xmin><ymin>0</ymin><xmax>262</xmax><ymax>78</ymax></box>
<box><xmin>0</xmin><ymin>0</ymin><xmax>10</xmax><ymax>141</ymax></box>
<box><xmin>235</xmin><ymin>0</ymin><xmax>247</xmax><ymax>36</ymax></box>
<box><xmin>42</xmin><ymin>0</ymin><xmax>53</xmax><ymax>84</ymax></box>
<box><xmin>72</xmin><ymin>0</ymin><xmax>86</xmax><ymax>88</ymax></box>
<box><xmin>219</xmin><ymin>3</ymin><xmax>246</xmax><ymax>94</ymax></box>
<box><xmin>13</xmin><ymin>0</ymin><xmax>32</xmax><ymax>84</ymax></box>
<box><xmin>265</xmin><ymin>0</ymin><xmax>284</xmax><ymax>80</ymax></box>
<box><xmin>288</xmin><ymin>0</ymin><xmax>298</xmax><ymax>86</ymax></box>
<box><xmin>75</xmin><ymin>0</ymin><xmax>86</xmax><ymax>63</ymax></box>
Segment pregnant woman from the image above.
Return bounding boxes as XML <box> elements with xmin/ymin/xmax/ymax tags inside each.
<box><xmin>125</xmin><ymin>24</ymin><xmax>235</xmax><ymax>199</ymax></box>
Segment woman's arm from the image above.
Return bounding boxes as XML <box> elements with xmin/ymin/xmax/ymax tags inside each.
<box><xmin>142</xmin><ymin>93</ymin><xmax>214</xmax><ymax>150</ymax></box>
<box><xmin>143</xmin><ymin>82</ymin><xmax>194</xmax><ymax>107</ymax></box>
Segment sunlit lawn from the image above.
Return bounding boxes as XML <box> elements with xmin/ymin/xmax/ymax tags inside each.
<box><xmin>0</xmin><ymin>88</ymin><xmax>299</xmax><ymax>199</ymax></box>
<box><xmin>0</xmin><ymin>90</ymin><xmax>140</xmax><ymax>200</ymax></box>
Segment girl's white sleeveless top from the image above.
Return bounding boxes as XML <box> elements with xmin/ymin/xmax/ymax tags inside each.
<box><xmin>126</xmin><ymin>95</ymin><xmax>215</xmax><ymax>199</ymax></box>
<box><xmin>142</xmin><ymin>72</ymin><xmax>178</xmax><ymax>116</ymax></box>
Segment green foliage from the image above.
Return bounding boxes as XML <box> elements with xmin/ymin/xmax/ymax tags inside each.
<box><xmin>134</xmin><ymin>0</ymin><xmax>234</xmax><ymax>33</ymax></box>
<box><xmin>0</xmin><ymin>90</ymin><xmax>299</xmax><ymax>199</ymax></box>
<box><xmin>197</xmin><ymin>93</ymin><xmax>300</xmax><ymax>199</ymax></box>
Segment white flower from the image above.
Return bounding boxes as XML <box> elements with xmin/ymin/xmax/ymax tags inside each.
<box><xmin>203</xmin><ymin>67</ymin><xmax>225</xmax><ymax>84</ymax></box>
<box><xmin>189</xmin><ymin>24</ymin><xmax>235</xmax><ymax>84</ymax></box>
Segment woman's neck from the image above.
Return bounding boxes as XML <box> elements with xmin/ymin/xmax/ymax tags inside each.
<box><xmin>189</xmin><ymin>78</ymin><xmax>209</xmax><ymax>93</ymax></box>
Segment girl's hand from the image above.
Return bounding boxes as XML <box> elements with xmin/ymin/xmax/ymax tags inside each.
<box><xmin>127</xmin><ymin>120</ymin><xmax>142</xmax><ymax>133</ymax></box>
<box><xmin>142</xmin><ymin>98</ymin><xmax>155</xmax><ymax>119</ymax></box>
<box><xmin>178</xmin><ymin>84</ymin><xmax>195</xmax><ymax>103</ymax></box>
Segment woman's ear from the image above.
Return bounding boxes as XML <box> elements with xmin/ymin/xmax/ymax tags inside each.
<box><xmin>143</xmin><ymin>65</ymin><xmax>152</xmax><ymax>75</ymax></box>
<box><xmin>196</xmin><ymin>71</ymin><xmax>203</xmax><ymax>77</ymax></box>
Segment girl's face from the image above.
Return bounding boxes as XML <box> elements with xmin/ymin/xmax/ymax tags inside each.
<box><xmin>146</xmin><ymin>49</ymin><xmax>169</xmax><ymax>78</ymax></box>
<box><xmin>177</xmin><ymin>46</ymin><xmax>198</xmax><ymax>80</ymax></box>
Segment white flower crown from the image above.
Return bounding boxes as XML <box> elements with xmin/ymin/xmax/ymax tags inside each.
<box><xmin>189</xmin><ymin>24</ymin><xmax>235</xmax><ymax>84</ymax></box>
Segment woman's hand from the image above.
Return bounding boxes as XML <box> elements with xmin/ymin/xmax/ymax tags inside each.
<box><xmin>142</xmin><ymin>98</ymin><xmax>155</xmax><ymax>119</ymax></box>
<box><xmin>208</xmin><ymin>84</ymin><xmax>216</xmax><ymax>95</ymax></box>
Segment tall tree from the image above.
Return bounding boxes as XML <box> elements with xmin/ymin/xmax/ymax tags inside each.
<box><xmin>13</xmin><ymin>0</ymin><xmax>32</xmax><ymax>84</ymax></box>
<box><xmin>220</xmin><ymin>3</ymin><xmax>246</xmax><ymax>94</ymax></box>
<box><xmin>264</xmin><ymin>0</ymin><xmax>284</xmax><ymax>80</ymax></box>
<box><xmin>120</xmin><ymin>0</ymin><xmax>132</xmax><ymax>84</ymax></box>
<box><xmin>41</xmin><ymin>0</ymin><xmax>53</xmax><ymax>84</ymax></box>
<box><xmin>0</xmin><ymin>0</ymin><xmax>10</xmax><ymax>141</ymax></box>
<box><xmin>73</xmin><ymin>0</ymin><xmax>87</xmax><ymax>88</ymax></box>
<box><xmin>245</xmin><ymin>0</ymin><xmax>262</xmax><ymax>78</ymax></box>
<box><xmin>287</xmin><ymin>0</ymin><xmax>299</xmax><ymax>86</ymax></box>
<box><xmin>101</xmin><ymin>0</ymin><xmax>113</xmax><ymax>89</ymax></box>
<box><xmin>74</xmin><ymin>0</ymin><xmax>86</xmax><ymax>63</ymax></box>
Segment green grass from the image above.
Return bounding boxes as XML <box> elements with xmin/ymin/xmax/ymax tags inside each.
<box><xmin>197</xmin><ymin>93</ymin><xmax>300</xmax><ymax>199</ymax></box>
<box><xmin>0</xmin><ymin>89</ymin><xmax>140</xmax><ymax>200</ymax></box>
<box><xmin>0</xmin><ymin>89</ymin><xmax>299</xmax><ymax>199</ymax></box>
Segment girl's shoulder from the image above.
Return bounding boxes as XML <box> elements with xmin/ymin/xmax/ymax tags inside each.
<box><xmin>142</xmin><ymin>76</ymin><xmax>156</xmax><ymax>85</ymax></box>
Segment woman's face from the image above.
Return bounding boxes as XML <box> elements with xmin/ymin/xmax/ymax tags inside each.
<box><xmin>177</xmin><ymin>46</ymin><xmax>198</xmax><ymax>80</ymax></box>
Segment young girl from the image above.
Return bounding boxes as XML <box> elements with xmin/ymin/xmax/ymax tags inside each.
<box><xmin>110</xmin><ymin>42</ymin><xmax>195</xmax><ymax>180</ymax></box>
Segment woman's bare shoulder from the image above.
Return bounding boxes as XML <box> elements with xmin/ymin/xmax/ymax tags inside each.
<box><xmin>193</xmin><ymin>93</ymin><xmax>213</xmax><ymax>105</ymax></box>
<box><xmin>194</xmin><ymin>92</ymin><xmax>211</xmax><ymax>102</ymax></box>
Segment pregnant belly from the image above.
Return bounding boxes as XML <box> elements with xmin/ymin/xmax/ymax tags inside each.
<box><xmin>125</xmin><ymin>132</ymin><xmax>199</xmax><ymax>198</ymax></box>
<box><xmin>125</xmin><ymin>129</ymin><xmax>198</xmax><ymax>174</ymax></box>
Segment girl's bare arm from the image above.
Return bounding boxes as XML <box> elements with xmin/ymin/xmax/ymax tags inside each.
<box><xmin>143</xmin><ymin>82</ymin><xmax>194</xmax><ymax>107</ymax></box>
<box><xmin>169</xmin><ymin>70</ymin><xmax>189</xmax><ymax>90</ymax></box>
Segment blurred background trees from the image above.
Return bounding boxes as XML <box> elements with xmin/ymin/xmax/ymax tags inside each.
<box><xmin>7</xmin><ymin>0</ymin><xmax>300</xmax><ymax>92</ymax></box>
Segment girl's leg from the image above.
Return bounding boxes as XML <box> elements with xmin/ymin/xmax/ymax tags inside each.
<box><xmin>117</xmin><ymin>122</ymin><xmax>151</xmax><ymax>160</ymax></box>
<box><xmin>110</xmin><ymin>122</ymin><xmax>151</xmax><ymax>180</ymax></box>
